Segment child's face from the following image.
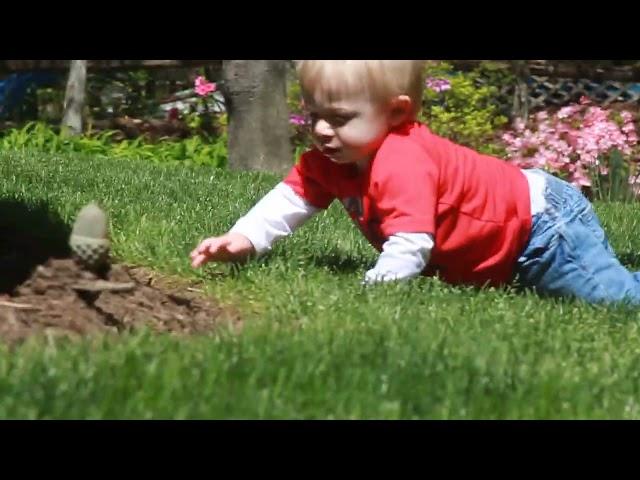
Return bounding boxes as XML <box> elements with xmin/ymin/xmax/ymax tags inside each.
<box><xmin>304</xmin><ymin>94</ymin><xmax>392</xmax><ymax>166</ymax></box>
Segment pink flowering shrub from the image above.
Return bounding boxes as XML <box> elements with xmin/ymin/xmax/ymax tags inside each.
<box><xmin>289</xmin><ymin>113</ymin><xmax>309</xmax><ymax>127</ymax></box>
<box><xmin>177</xmin><ymin>75</ymin><xmax>226</xmax><ymax>138</ymax></box>
<box><xmin>501</xmin><ymin>97</ymin><xmax>640</xmax><ymax>199</ymax></box>
<box><xmin>425</xmin><ymin>77</ymin><xmax>452</xmax><ymax>93</ymax></box>
<box><xmin>286</xmin><ymin>78</ymin><xmax>313</xmax><ymax>158</ymax></box>
<box><xmin>194</xmin><ymin>76</ymin><xmax>216</xmax><ymax>97</ymax></box>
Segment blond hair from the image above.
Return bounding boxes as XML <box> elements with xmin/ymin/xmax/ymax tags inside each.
<box><xmin>296</xmin><ymin>60</ymin><xmax>426</xmax><ymax>117</ymax></box>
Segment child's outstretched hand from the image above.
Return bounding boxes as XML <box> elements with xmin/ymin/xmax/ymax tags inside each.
<box><xmin>190</xmin><ymin>233</ymin><xmax>255</xmax><ymax>268</ymax></box>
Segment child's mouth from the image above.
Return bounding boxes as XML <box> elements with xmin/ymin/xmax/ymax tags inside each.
<box><xmin>322</xmin><ymin>147</ymin><xmax>341</xmax><ymax>157</ymax></box>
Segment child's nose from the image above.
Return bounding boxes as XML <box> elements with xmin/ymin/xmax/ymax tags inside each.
<box><xmin>313</xmin><ymin>118</ymin><xmax>334</xmax><ymax>138</ymax></box>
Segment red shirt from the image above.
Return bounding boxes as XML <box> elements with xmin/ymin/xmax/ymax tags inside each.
<box><xmin>283</xmin><ymin>122</ymin><xmax>532</xmax><ymax>287</ymax></box>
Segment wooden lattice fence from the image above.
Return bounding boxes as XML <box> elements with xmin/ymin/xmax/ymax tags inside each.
<box><xmin>476</xmin><ymin>75</ymin><xmax>640</xmax><ymax>115</ymax></box>
<box><xmin>451</xmin><ymin>60</ymin><xmax>640</xmax><ymax>119</ymax></box>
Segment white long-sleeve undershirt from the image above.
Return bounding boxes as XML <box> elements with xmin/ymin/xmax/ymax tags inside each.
<box><xmin>228</xmin><ymin>182</ymin><xmax>433</xmax><ymax>284</ymax></box>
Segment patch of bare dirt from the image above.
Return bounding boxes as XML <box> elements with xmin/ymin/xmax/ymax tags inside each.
<box><xmin>0</xmin><ymin>258</ymin><xmax>240</xmax><ymax>345</ymax></box>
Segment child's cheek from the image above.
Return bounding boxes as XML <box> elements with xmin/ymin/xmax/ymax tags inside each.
<box><xmin>341</xmin><ymin>122</ymin><xmax>374</xmax><ymax>148</ymax></box>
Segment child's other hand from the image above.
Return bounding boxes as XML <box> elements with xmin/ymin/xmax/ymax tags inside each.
<box><xmin>190</xmin><ymin>233</ymin><xmax>255</xmax><ymax>268</ymax></box>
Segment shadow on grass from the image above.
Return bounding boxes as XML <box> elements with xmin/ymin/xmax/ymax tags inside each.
<box><xmin>0</xmin><ymin>199</ymin><xmax>71</xmax><ymax>293</ymax></box>
<box><xmin>240</xmin><ymin>248</ymin><xmax>369</xmax><ymax>276</ymax></box>
<box><xmin>617</xmin><ymin>252</ymin><xmax>640</xmax><ymax>271</ymax></box>
<box><xmin>307</xmin><ymin>251</ymin><xmax>370</xmax><ymax>274</ymax></box>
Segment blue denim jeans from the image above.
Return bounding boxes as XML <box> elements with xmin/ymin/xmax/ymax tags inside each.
<box><xmin>516</xmin><ymin>169</ymin><xmax>640</xmax><ymax>305</ymax></box>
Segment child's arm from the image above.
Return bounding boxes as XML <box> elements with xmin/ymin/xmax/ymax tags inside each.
<box><xmin>363</xmin><ymin>232</ymin><xmax>434</xmax><ymax>284</ymax></box>
<box><xmin>191</xmin><ymin>183</ymin><xmax>320</xmax><ymax>268</ymax></box>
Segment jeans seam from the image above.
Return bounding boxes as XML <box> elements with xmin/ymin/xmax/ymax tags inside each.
<box><xmin>559</xmin><ymin>224</ymin><xmax>611</xmax><ymax>301</ymax></box>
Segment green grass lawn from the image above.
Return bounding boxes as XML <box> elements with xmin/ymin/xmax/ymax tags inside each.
<box><xmin>3</xmin><ymin>149</ymin><xmax>640</xmax><ymax>419</ymax></box>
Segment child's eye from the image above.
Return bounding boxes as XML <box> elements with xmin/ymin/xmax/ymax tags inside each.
<box><xmin>328</xmin><ymin>115</ymin><xmax>353</xmax><ymax>127</ymax></box>
<box><xmin>307</xmin><ymin>112</ymin><xmax>354</xmax><ymax>127</ymax></box>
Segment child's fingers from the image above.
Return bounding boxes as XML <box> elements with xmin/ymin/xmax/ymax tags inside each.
<box><xmin>191</xmin><ymin>237</ymin><xmax>227</xmax><ymax>258</ymax></box>
<box><xmin>190</xmin><ymin>240</ymin><xmax>211</xmax><ymax>258</ymax></box>
<box><xmin>204</xmin><ymin>238</ymin><xmax>233</xmax><ymax>256</ymax></box>
<box><xmin>190</xmin><ymin>237</ymin><xmax>235</xmax><ymax>267</ymax></box>
<box><xmin>191</xmin><ymin>253</ymin><xmax>209</xmax><ymax>268</ymax></box>
<box><xmin>198</xmin><ymin>238</ymin><xmax>219</xmax><ymax>253</ymax></box>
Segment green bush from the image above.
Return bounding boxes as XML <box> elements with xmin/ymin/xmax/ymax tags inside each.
<box><xmin>0</xmin><ymin>122</ymin><xmax>227</xmax><ymax>167</ymax></box>
<box><xmin>419</xmin><ymin>61</ymin><xmax>510</xmax><ymax>156</ymax></box>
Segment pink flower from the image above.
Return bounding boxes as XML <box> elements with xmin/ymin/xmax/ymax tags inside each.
<box><xmin>194</xmin><ymin>76</ymin><xmax>216</xmax><ymax>97</ymax></box>
<box><xmin>571</xmin><ymin>167</ymin><xmax>592</xmax><ymax>187</ymax></box>
<box><xmin>557</xmin><ymin>105</ymin><xmax>581</xmax><ymax>119</ymax></box>
<box><xmin>425</xmin><ymin>77</ymin><xmax>451</xmax><ymax>93</ymax></box>
<box><xmin>621</xmin><ymin>111</ymin><xmax>634</xmax><ymax>123</ymax></box>
<box><xmin>512</xmin><ymin>118</ymin><xmax>526</xmax><ymax>132</ymax></box>
<box><xmin>535</xmin><ymin>111</ymin><xmax>549</xmax><ymax>122</ymax></box>
<box><xmin>289</xmin><ymin>114</ymin><xmax>309</xmax><ymax>126</ymax></box>
<box><xmin>579</xmin><ymin>96</ymin><xmax>592</xmax><ymax>105</ymax></box>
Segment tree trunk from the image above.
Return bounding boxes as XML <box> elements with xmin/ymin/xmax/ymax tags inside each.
<box><xmin>61</xmin><ymin>60</ymin><xmax>87</xmax><ymax>136</ymax></box>
<box><xmin>221</xmin><ymin>60</ymin><xmax>291</xmax><ymax>173</ymax></box>
<box><xmin>510</xmin><ymin>60</ymin><xmax>530</xmax><ymax>125</ymax></box>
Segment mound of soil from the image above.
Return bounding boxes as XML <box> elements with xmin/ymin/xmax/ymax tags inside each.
<box><xmin>0</xmin><ymin>258</ymin><xmax>240</xmax><ymax>345</ymax></box>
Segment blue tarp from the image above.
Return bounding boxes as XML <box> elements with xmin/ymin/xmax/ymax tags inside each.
<box><xmin>0</xmin><ymin>72</ymin><xmax>61</xmax><ymax>119</ymax></box>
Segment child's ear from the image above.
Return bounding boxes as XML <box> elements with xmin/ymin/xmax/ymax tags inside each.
<box><xmin>388</xmin><ymin>95</ymin><xmax>413</xmax><ymax>127</ymax></box>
